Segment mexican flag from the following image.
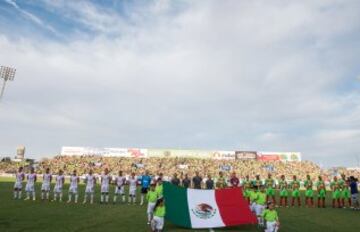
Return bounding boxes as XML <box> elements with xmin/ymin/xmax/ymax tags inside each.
<box><xmin>163</xmin><ymin>182</ymin><xmax>257</xmax><ymax>229</ymax></box>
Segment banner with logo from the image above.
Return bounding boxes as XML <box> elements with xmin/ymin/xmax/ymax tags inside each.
<box><xmin>212</xmin><ymin>151</ymin><xmax>236</xmax><ymax>160</ymax></box>
<box><xmin>61</xmin><ymin>147</ymin><xmax>148</xmax><ymax>158</ymax></box>
<box><xmin>147</xmin><ymin>149</ymin><xmax>213</xmax><ymax>159</ymax></box>
<box><xmin>163</xmin><ymin>182</ymin><xmax>257</xmax><ymax>229</ymax></box>
<box><xmin>257</xmin><ymin>152</ymin><xmax>301</xmax><ymax>162</ymax></box>
<box><xmin>235</xmin><ymin>151</ymin><xmax>257</xmax><ymax>160</ymax></box>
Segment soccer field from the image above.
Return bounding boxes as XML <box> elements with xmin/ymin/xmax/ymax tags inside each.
<box><xmin>0</xmin><ymin>178</ymin><xmax>358</xmax><ymax>232</ymax></box>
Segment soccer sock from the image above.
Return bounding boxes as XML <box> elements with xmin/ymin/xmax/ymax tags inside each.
<box><xmin>105</xmin><ymin>194</ymin><xmax>109</xmax><ymax>203</ymax></box>
<box><xmin>26</xmin><ymin>192</ymin><xmax>30</xmax><ymax>199</ymax></box>
<box><xmin>90</xmin><ymin>194</ymin><xmax>94</xmax><ymax>204</ymax></box>
<box><xmin>122</xmin><ymin>195</ymin><xmax>125</xmax><ymax>202</ymax></box>
<box><xmin>297</xmin><ymin>198</ymin><xmax>301</xmax><ymax>206</ymax></box>
<box><xmin>75</xmin><ymin>194</ymin><xmax>78</xmax><ymax>203</ymax></box>
<box><xmin>32</xmin><ymin>191</ymin><xmax>36</xmax><ymax>200</ymax></box>
<box><xmin>101</xmin><ymin>194</ymin><xmax>104</xmax><ymax>202</ymax></box>
<box><xmin>59</xmin><ymin>193</ymin><xmax>63</xmax><ymax>201</ymax></box>
<box><xmin>68</xmin><ymin>194</ymin><xmax>72</xmax><ymax>202</ymax></box>
<box><xmin>141</xmin><ymin>195</ymin><xmax>144</xmax><ymax>204</ymax></box>
<box><xmin>133</xmin><ymin>196</ymin><xmax>136</xmax><ymax>203</ymax></box>
<box><xmin>113</xmin><ymin>195</ymin><xmax>117</xmax><ymax>202</ymax></box>
<box><xmin>83</xmin><ymin>194</ymin><xmax>87</xmax><ymax>203</ymax></box>
<box><xmin>128</xmin><ymin>195</ymin><xmax>131</xmax><ymax>203</ymax></box>
<box><xmin>41</xmin><ymin>192</ymin><xmax>44</xmax><ymax>200</ymax></box>
<box><xmin>54</xmin><ymin>193</ymin><xmax>57</xmax><ymax>201</ymax></box>
<box><xmin>14</xmin><ymin>191</ymin><xmax>17</xmax><ymax>199</ymax></box>
<box><xmin>46</xmin><ymin>192</ymin><xmax>49</xmax><ymax>200</ymax></box>
<box><xmin>18</xmin><ymin>191</ymin><xmax>22</xmax><ymax>199</ymax></box>
<box><xmin>148</xmin><ymin>213</ymin><xmax>151</xmax><ymax>222</ymax></box>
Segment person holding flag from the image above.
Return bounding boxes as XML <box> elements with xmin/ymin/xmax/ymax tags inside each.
<box><xmin>255</xmin><ymin>186</ymin><xmax>267</xmax><ymax>227</ymax></box>
<box><xmin>262</xmin><ymin>202</ymin><xmax>280</xmax><ymax>232</ymax></box>
<box><xmin>230</xmin><ymin>172</ymin><xmax>239</xmax><ymax>187</ymax></box>
<box><xmin>242</xmin><ymin>175</ymin><xmax>252</xmax><ymax>203</ymax></box>
<box><xmin>216</xmin><ymin>171</ymin><xmax>227</xmax><ymax>189</ymax></box>
<box><xmin>146</xmin><ymin>184</ymin><xmax>158</xmax><ymax>225</ymax></box>
<box><xmin>304</xmin><ymin>174</ymin><xmax>314</xmax><ymax>207</ymax></box>
<box><xmin>151</xmin><ymin>198</ymin><xmax>166</xmax><ymax>232</ymax></box>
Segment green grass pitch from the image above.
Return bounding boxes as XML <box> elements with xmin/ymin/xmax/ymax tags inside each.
<box><xmin>0</xmin><ymin>178</ymin><xmax>359</xmax><ymax>232</ymax></box>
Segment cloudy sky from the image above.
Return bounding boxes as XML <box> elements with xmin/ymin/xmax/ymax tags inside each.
<box><xmin>0</xmin><ymin>0</ymin><xmax>359</xmax><ymax>167</ymax></box>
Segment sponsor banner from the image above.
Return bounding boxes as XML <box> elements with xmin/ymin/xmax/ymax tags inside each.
<box><xmin>257</xmin><ymin>152</ymin><xmax>301</xmax><ymax>162</ymax></box>
<box><xmin>212</xmin><ymin>151</ymin><xmax>236</xmax><ymax>160</ymax></box>
<box><xmin>147</xmin><ymin>149</ymin><xmax>213</xmax><ymax>159</ymax></box>
<box><xmin>61</xmin><ymin>147</ymin><xmax>148</xmax><ymax>158</ymax></box>
<box><xmin>235</xmin><ymin>151</ymin><xmax>257</xmax><ymax>160</ymax></box>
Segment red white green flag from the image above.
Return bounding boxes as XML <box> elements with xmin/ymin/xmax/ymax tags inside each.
<box><xmin>163</xmin><ymin>182</ymin><xmax>257</xmax><ymax>229</ymax></box>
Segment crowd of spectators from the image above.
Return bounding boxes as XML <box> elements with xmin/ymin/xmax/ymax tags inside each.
<box><xmin>1</xmin><ymin>155</ymin><xmax>359</xmax><ymax>181</ymax></box>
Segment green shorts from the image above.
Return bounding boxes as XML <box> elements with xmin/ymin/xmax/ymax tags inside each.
<box><xmin>318</xmin><ymin>189</ymin><xmax>326</xmax><ymax>198</ymax></box>
<box><xmin>244</xmin><ymin>189</ymin><xmax>250</xmax><ymax>198</ymax></box>
<box><xmin>341</xmin><ymin>189</ymin><xmax>350</xmax><ymax>199</ymax></box>
<box><xmin>266</xmin><ymin>188</ymin><xmax>275</xmax><ymax>196</ymax></box>
<box><xmin>292</xmin><ymin>189</ymin><xmax>300</xmax><ymax>198</ymax></box>
<box><xmin>305</xmin><ymin>189</ymin><xmax>314</xmax><ymax>198</ymax></box>
<box><xmin>332</xmin><ymin>190</ymin><xmax>340</xmax><ymax>199</ymax></box>
<box><xmin>280</xmin><ymin>189</ymin><xmax>288</xmax><ymax>197</ymax></box>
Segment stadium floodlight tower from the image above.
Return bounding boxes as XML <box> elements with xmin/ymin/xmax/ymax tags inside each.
<box><xmin>0</xmin><ymin>66</ymin><xmax>16</xmax><ymax>101</ymax></box>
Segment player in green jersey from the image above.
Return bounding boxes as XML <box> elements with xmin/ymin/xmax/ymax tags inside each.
<box><xmin>304</xmin><ymin>174</ymin><xmax>314</xmax><ymax>207</ymax></box>
<box><xmin>291</xmin><ymin>175</ymin><xmax>301</xmax><ymax>207</ymax></box>
<box><xmin>216</xmin><ymin>171</ymin><xmax>227</xmax><ymax>189</ymax></box>
<box><xmin>278</xmin><ymin>175</ymin><xmax>288</xmax><ymax>207</ymax></box>
<box><xmin>262</xmin><ymin>202</ymin><xmax>280</xmax><ymax>232</ymax></box>
<box><xmin>253</xmin><ymin>175</ymin><xmax>262</xmax><ymax>189</ymax></box>
<box><xmin>340</xmin><ymin>174</ymin><xmax>351</xmax><ymax>208</ymax></box>
<box><xmin>265</xmin><ymin>173</ymin><xmax>276</xmax><ymax>205</ymax></box>
<box><xmin>242</xmin><ymin>175</ymin><xmax>252</xmax><ymax>204</ymax></box>
<box><xmin>330</xmin><ymin>176</ymin><xmax>341</xmax><ymax>208</ymax></box>
<box><xmin>316</xmin><ymin>176</ymin><xmax>326</xmax><ymax>208</ymax></box>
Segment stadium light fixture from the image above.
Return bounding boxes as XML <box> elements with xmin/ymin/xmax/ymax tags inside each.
<box><xmin>0</xmin><ymin>66</ymin><xmax>16</xmax><ymax>101</ymax></box>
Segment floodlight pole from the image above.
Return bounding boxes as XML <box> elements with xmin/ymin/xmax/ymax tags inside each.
<box><xmin>0</xmin><ymin>66</ymin><xmax>16</xmax><ymax>102</ymax></box>
<box><xmin>0</xmin><ymin>78</ymin><xmax>7</xmax><ymax>100</ymax></box>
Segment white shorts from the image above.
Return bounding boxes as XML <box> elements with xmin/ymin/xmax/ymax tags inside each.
<box><xmin>41</xmin><ymin>183</ymin><xmax>51</xmax><ymax>191</ymax></box>
<box><xmin>147</xmin><ymin>202</ymin><xmax>156</xmax><ymax>214</ymax></box>
<box><xmin>54</xmin><ymin>185</ymin><xmax>63</xmax><ymax>193</ymax></box>
<box><xmin>14</xmin><ymin>182</ymin><xmax>22</xmax><ymax>190</ymax></box>
<box><xmin>101</xmin><ymin>185</ymin><xmax>109</xmax><ymax>193</ymax></box>
<box><xmin>129</xmin><ymin>187</ymin><xmax>136</xmax><ymax>196</ymax></box>
<box><xmin>265</xmin><ymin>221</ymin><xmax>279</xmax><ymax>232</ymax></box>
<box><xmin>250</xmin><ymin>202</ymin><xmax>256</xmax><ymax>213</ymax></box>
<box><xmin>351</xmin><ymin>193</ymin><xmax>359</xmax><ymax>203</ymax></box>
<box><xmin>69</xmin><ymin>186</ymin><xmax>78</xmax><ymax>194</ymax></box>
<box><xmin>152</xmin><ymin>216</ymin><xmax>164</xmax><ymax>230</ymax></box>
<box><xmin>115</xmin><ymin>186</ymin><xmax>125</xmax><ymax>195</ymax></box>
<box><xmin>255</xmin><ymin>204</ymin><xmax>265</xmax><ymax>216</ymax></box>
<box><xmin>25</xmin><ymin>184</ymin><xmax>35</xmax><ymax>192</ymax></box>
<box><xmin>85</xmin><ymin>186</ymin><xmax>94</xmax><ymax>193</ymax></box>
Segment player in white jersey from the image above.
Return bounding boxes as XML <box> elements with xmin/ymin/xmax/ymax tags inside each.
<box><xmin>113</xmin><ymin>170</ymin><xmax>126</xmax><ymax>204</ymax></box>
<box><xmin>83</xmin><ymin>170</ymin><xmax>96</xmax><ymax>204</ymax></box>
<box><xmin>68</xmin><ymin>170</ymin><xmax>80</xmax><ymax>203</ymax></box>
<box><xmin>13</xmin><ymin>167</ymin><xmax>25</xmax><ymax>199</ymax></box>
<box><xmin>24</xmin><ymin>167</ymin><xmax>37</xmax><ymax>201</ymax></box>
<box><xmin>53</xmin><ymin>170</ymin><xmax>65</xmax><ymax>202</ymax></box>
<box><xmin>128</xmin><ymin>172</ymin><xmax>138</xmax><ymax>204</ymax></box>
<box><xmin>100</xmin><ymin>168</ymin><xmax>111</xmax><ymax>204</ymax></box>
<box><xmin>41</xmin><ymin>168</ymin><xmax>52</xmax><ymax>201</ymax></box>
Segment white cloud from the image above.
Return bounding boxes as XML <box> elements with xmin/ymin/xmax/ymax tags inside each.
<box><xmin>0</xmin><ymin>0</ymin><xmax>360</xmax><ymax>166</ymax></box>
